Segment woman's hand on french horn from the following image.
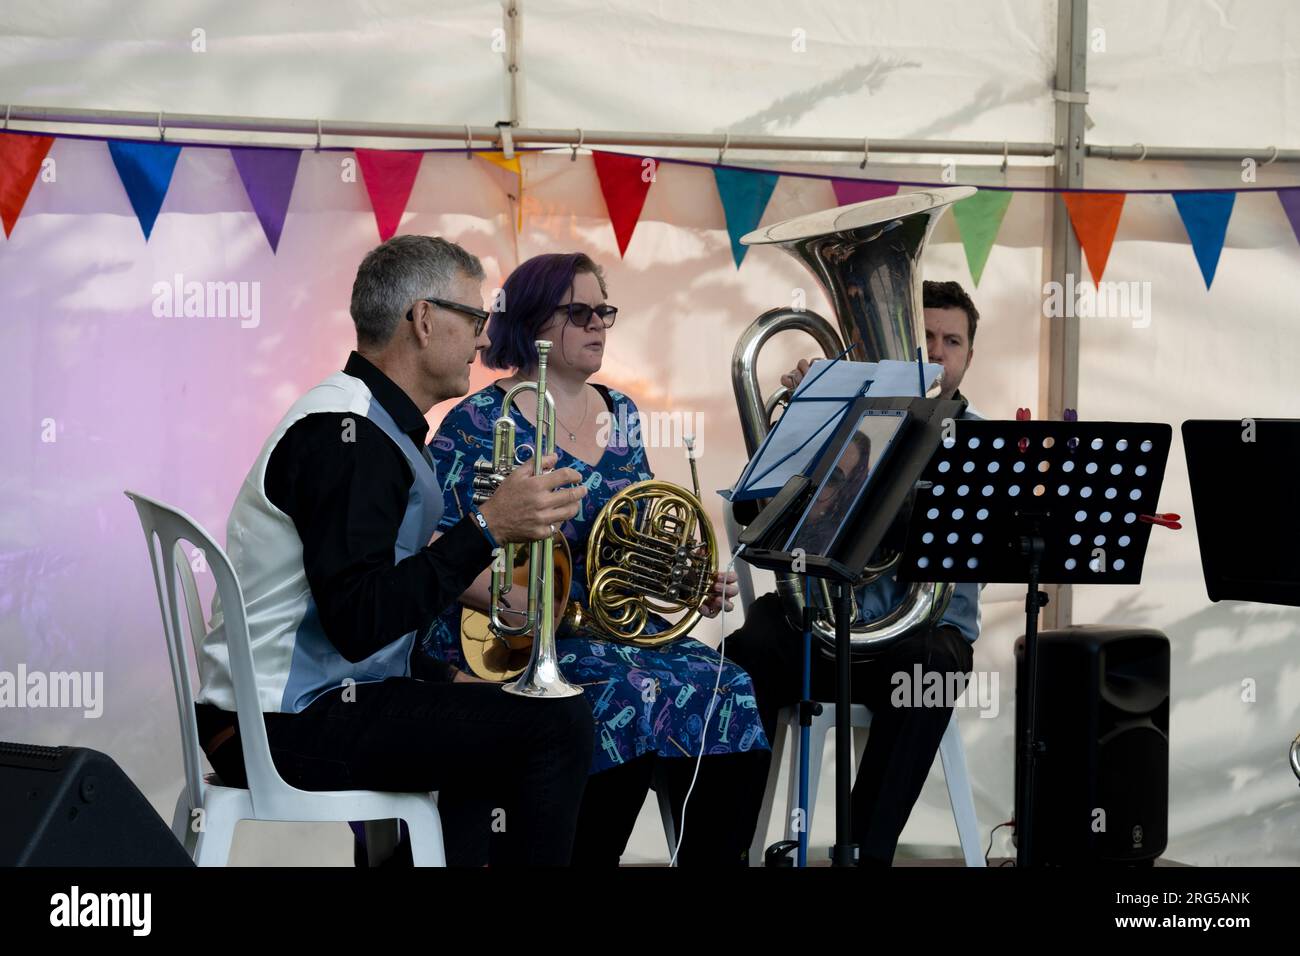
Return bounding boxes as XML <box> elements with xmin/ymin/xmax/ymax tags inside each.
<box><xmin>476</xmin><ymin>452</ymin><xmax>586</xmax><ymax>544</ymax></box>
<box><xmin>700</xmin><ymin>570</ymin><xmax>740</xmax><ymax>617</ymax></box>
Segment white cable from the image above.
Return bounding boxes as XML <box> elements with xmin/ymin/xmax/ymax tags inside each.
<box><xmin>669</xmin><ymin>541</ymin><xmax>745</xmax><ymax>867</ymax></box>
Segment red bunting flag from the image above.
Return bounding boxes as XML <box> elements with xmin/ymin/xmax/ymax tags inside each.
<box><xmin>0</xmin><ymin>132</ymin><xmax>55</xmax><ymax>238</ymax></box>
<box><xmin>355</xmin><ymin>149</ymin><xmax>424</xmax><ymax>242</ymax></box>
<box><xmin>592</xmin><ymin>151</ymin><xmax>655</xmax><ymax>258</ymax></box>
<box><xmin>1061</xmin><ymin>192</ymin><xmax>1126</xmax><ymax>284</ymax></box>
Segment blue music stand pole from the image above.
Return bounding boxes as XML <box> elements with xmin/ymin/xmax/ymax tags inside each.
<box><xmin>797</xmin><ymin>577</ymin><xmax>813</xmax><ymax>867</ymax></box>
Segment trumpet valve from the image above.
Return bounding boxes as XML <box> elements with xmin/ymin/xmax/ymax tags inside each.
<box><xmin>471</xmin><ymin>462</ymin><xmax>506</xmax><ymax>504</ymax></box>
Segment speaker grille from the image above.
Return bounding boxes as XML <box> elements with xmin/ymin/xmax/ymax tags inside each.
<box><xmin>0</xmin><ymin>741</ymin><xmax>67</xmax><ymax>765</ymax></box>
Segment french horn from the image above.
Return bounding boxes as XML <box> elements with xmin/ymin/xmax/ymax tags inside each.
<box><xmin>462</xmin><ymin>411</ymin><xmax>717</xmax><ymax>677</ymax></box>
<box><xmin>584</xmin><ymin>438</ymin><xmax>717</xmax><ymax>644</ymax></box>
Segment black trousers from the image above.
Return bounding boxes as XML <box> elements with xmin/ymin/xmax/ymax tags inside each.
<box><xmin>723</xmin><ymin>592</ymin><xmax>975</xmax><ymax>865</ymax></box>
<box><xmin>196</xmin><ymin>677</ymin><xmax>594</xmax><ymax>866</ymax></box>
<box><xmin>568</xmin><ymin>749</ymin><xmax>768</xmax><ymax>866</ymax></box>
<box><xmin>434</xmin><ymin>746</ymin><xmax>768</xmax><ymax>867</ymax></box>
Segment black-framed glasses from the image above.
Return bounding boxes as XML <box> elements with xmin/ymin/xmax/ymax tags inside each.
<box><xmin>407</xmin><ymin>297</ymin><xmax>490</xmax><ymax>336</ymax></box>
<box><xmin>554</xmin><ymin>302</ymin><xmax>618</xmax><ymax>329</ymax></box>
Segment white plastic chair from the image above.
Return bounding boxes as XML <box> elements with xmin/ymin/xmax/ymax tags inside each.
<box><xmin>751</xmin><ymin>704</ymin><xmax>984</xmax><ymax>866</ymax></box>
<box><xmin>126</xmin><ymin>490</ymin><xmax>446</xmax><ymax>866</ymax></box>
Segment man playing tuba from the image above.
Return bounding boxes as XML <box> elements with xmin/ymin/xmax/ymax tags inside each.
<box><xmin>723</xmin><ymin>279</ymin><xmax>986</xmax><ymax>866</ymax></box>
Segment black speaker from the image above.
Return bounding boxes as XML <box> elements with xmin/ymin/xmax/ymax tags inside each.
<box><xmin>0</xmin><ymin>741</ymin><xmax>194</xmax><ymax>866</ymax></box>
<box><xmin>1014</xmin><ymin>626</ymin><xmax>1169</xmax><ymax>865</ymax></box>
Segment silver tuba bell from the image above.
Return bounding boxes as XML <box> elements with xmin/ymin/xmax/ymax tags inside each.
<box><xmin>732</xmin><ymin>186</ymin><xmax>975</xmax><ymax>659</ymax></box>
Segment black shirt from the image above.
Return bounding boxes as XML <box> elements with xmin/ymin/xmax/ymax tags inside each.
<box><xmin>260</xmin><ymin>351</ymin><xmax>495</xmax><ymax>666</ymax></box>
<box><xmin>197</xmin><ymin>353</ymin><xmax>493</xmax><ymax>746</ymax></box>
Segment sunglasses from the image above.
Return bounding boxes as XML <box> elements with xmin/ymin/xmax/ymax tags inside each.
<box><xmin>554</xmin><ymin>302</ymin><xmax>618</xmax><ymax>329</ymax></box>
<box><xmin>407</xmin><ymin>297</ymin><xmax>490</xmax><ymax>337</ymax></box>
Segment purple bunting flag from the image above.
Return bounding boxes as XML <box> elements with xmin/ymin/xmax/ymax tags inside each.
<box><xmin>231</xmin><ymin>147</ymin><xmax>302</xmax><ymax>253</ymax></box>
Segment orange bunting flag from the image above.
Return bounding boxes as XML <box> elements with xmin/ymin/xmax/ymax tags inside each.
<box><xmin>1061</xmin><ymin>192</ymin><xmax>1126</xmax><ymax>284</ymax></box>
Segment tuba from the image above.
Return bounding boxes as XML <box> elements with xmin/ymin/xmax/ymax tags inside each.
<box><xmin>464</xmin><ymin>340</ymin><xmax>582</xmax><ymax>698</ymax></box>
<box><xmin>732</xmin><ymin>186</ymin><xmax>974</xmax><ymax>659</ymax></box>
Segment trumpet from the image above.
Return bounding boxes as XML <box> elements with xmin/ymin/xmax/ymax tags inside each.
<box><xmin>468</xmin><ymin>339</ymin><xmax>582</xmax><ymax>699</ymax></box>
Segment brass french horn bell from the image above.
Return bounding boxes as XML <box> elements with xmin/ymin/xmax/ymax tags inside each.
<box><xmin>582</xmin><ymin>432</ymin><xmax>718</xmax><ymax>645</ymax></box>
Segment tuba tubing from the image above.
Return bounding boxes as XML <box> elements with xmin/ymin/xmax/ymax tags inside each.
<box><xmin>732</xmin><ymin>308</ymin><xmax>952</xmax><ymax>659</ymax></box>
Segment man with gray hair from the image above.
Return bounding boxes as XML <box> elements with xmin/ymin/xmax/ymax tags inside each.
<box><xmin>193</xmin><ymin>235</ymin><xmax>594</xmax><ymax>865</ymax></box>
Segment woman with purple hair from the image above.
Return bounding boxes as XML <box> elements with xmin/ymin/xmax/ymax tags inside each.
<box><xmin>422</xmin><ymin>252</ymin><xmax>769</xmax><ymax>866</ymax></box>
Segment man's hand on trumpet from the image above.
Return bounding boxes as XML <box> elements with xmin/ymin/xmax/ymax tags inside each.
<box><xmin>476</xmin><ymin>452</ymin><xmax>587</xmax><ymax>544</ymax></box>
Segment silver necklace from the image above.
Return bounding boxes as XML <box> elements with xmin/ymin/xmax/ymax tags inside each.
<box><xmin>553</xmin><ymin>390</ymin><xmax>590</xmax><ymax>442</ymax></box>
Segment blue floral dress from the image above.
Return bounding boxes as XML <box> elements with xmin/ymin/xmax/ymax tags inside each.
<box><xmin>422</xmin><ymin>382</ymin><xmax>769</xmax><ymax>774</ymax></box>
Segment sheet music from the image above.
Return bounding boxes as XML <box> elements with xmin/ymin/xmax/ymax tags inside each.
<box><xmin>724</xmin><ymin>359</ymin><xmax>942</xmax><ymax>500</ymax></box>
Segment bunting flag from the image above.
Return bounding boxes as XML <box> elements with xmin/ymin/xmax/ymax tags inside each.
<box><xmin>231</xmin><ymin>147</ymin><xmax>302</xmax><ymax>253</ymax></box>
<box><xmin>592</xmin><ymin>151</ymin><xmax>655</xmax><ymax>258</ymax></box>
<box><xmin>355</xmin><ymin>149</ymin><xmax>423</xmax><ymax>242</ymax></box>
<box><xmin>107</xmin><ymin>140</ymin><xmax>182</xmax><ymax>240</ymax></box>
<box><xmin>1276</xmin><ymin>189</ymin><xmax>1300</xmax><ymax>248</ymax></box>
<box><xmin>830</xmin><ymin>178</ymin><xmax>898</xmax><ymax>208</ymax></box>
<box><xmin>0</xmin><ymin>132</ymin><xmax>55</xmax><ymax>238</ymax></box>
<box><xmin>1061</xmin><ymin>192</ymin><xmax>1126</xmax><ymax>284</ymax></box>
<box><xmin>951</xmin><ymin>188</ymin><xmax>1014</xmax><ymax>286</ymax></box>
<box><xmin>479</xmin><ymin>151</ymin><xmax>521</xmax><ymax>177</ymax></box>
<box><xmin>4</xmin><ymin>129</ymin><xmax>1300</xmax><ymax>288</ymax></box>
<box><xmin>713</xmin><ymin>166</ymin><xmax>779</xmax><ymax>268</ymax></box>
<box><xmin>476</xmin><ymin>151</ymin><xmax>524</xmax><ymax>231</ymax></box>
<box><xmin>1172</xmin><ymin>191</ymin><xmax>1235</xmax><ymax>289</ymax></box>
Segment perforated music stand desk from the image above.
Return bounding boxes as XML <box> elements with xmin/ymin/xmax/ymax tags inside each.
<box><xmin>897</xmin><ymin>419</ymin><xmax>1173</xmax><ymax>866</ymax></box>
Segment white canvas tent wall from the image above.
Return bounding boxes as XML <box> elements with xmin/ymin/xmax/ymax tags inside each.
<box><xmin>1</xmin><ymin>0</ymin><xmax>1296</xmax><ymax>865</ymax></box>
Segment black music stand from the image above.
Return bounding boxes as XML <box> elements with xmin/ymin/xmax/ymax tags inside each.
<box><xmin>1183</xmin><ymin>419</ymin><xmax>1300</xmax><ymax>606</ymax></box>
<box><xmin>897</xmin><ymin>419</ymin><xmax>1173</xmax><ymax>866</ymax></box>
<box><xmin>740</xmin><ymin>394</ymin><xmax>963</xmax><ymax>866</ymax></box>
